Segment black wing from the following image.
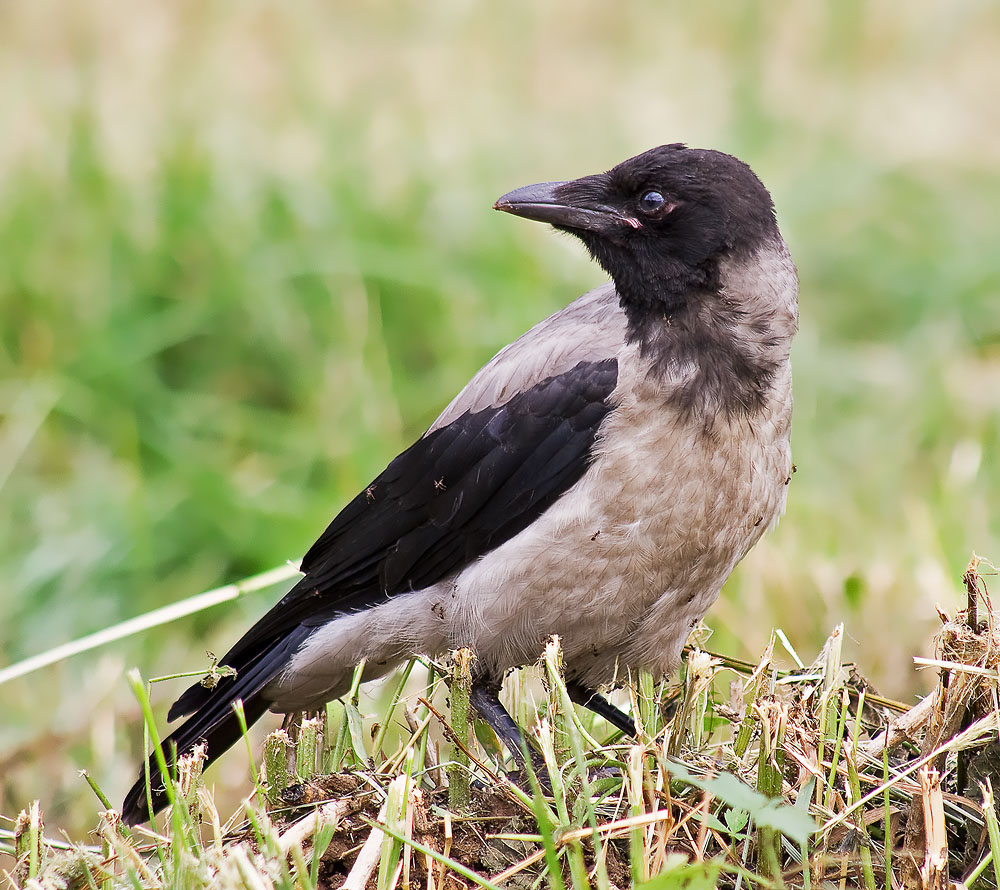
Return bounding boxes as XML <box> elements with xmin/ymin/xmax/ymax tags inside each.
<box><xmin>170</xmin><ymin>357</ymin><xmax>618</xmax><ymax>718</ymax></box>
<box><xmin>124</xmin><ymin>357</ymin><xmax>619</xmax><ymax>824</ymax></box>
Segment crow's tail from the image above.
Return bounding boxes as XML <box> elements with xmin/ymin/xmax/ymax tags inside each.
<box><xmin>120</xmin><ymin>625</ymin><xmax>312</xmax><ymax>825</ymax></box>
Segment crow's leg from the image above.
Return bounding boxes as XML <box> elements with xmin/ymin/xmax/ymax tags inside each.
<box><xmin>566</xmin><ymin>681</ymin><xmax>637</xmax><ymax>737</ymax></box>
<box><xmin>469</xmin><ymin>681</ymin><xmax>549</xmax><ymax>781</ymax></box>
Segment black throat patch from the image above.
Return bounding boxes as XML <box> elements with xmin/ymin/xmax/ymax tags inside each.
<box><xmin>629</xmin><ymin>296</ymin><xmax>783</xmax><ymax>423</ymax></box>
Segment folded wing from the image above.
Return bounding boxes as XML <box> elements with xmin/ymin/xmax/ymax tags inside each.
<box><xmin>123</xmin><ymin>287</ymin><xmax>625</xmax><ymax>824</ymax></box>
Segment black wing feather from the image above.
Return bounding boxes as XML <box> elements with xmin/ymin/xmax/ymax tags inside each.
<box><xmin>230</xmin><ymin>357</ymin><xmax>618</xmax><ymax>651</ymax></box>
<box><xmin>171</xmin><ymin>358</ymin><xmax>617</xmax><ymax>719</ymax></box>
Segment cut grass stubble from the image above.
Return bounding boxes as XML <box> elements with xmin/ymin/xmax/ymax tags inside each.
<box><xmin>7</xmin><ymin>557</ymin><xmax>1000</xmax><ymax>888</ymax></box>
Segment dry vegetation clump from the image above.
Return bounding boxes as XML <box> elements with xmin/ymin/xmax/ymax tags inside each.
<box><xmin>6</xmin><ymin>557</ymin><xmax>1000</xmax><ymax>889</ymax></box>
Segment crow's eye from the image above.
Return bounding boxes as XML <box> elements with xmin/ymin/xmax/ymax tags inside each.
<box><xmin>638</xmin><ymin>190</ymin><xmax>668</xmax><ymax>215</ymax></box>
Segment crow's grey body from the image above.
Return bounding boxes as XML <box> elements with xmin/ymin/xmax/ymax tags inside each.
<box><xmin>270</xmin><ymin>237</ymin><xmax>797</xmax><ymax>709</ymax></box>
<box><xmin>123</xmin><ymin>144</ymin><xmax>798</xmax><ymax>824</ymax></box>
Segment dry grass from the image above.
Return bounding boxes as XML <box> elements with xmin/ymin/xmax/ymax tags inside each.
<box><xmin>5</xmin><ymin>557</ymin><xmax>1000</xmax><ymax>888</ymax></box>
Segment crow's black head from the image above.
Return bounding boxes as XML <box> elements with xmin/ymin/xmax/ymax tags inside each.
<box><xmin>495</xmin><ymin>144</ymin><xmax>779</xmax><ymax>318</ymax></box>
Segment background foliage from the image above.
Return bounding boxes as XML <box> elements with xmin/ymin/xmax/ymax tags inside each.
<box><xmin>1</xmin><ymin>0</ymin><xmax>998</xmax><ymax>834</ymax></box>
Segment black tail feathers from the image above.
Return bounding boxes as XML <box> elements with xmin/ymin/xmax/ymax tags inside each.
<box><xmin>121</xmin><ymin>626</ymin><xmax>312</xmax><ymax>825</ymax></box>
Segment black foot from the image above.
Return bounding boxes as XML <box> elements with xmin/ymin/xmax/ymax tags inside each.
<box><xmin>566</xmin><ymin>682</ymin><xmax>637</xmax><ymax>737</ymax></box>
<box><xmin>504</xmin><ymin>763</ymin><xmax>554</xmax><ymax>795</ymax></box>
<box><xmin>469</xmin><ymin>682</ymin><xmax>551</xmax><ymax>790</ymax></box>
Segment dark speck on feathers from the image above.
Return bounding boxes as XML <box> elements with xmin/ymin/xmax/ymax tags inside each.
<box><xmin>261</xmin><ymin>358</ymin><xmax>622</xmax><ymax>630</ymax></box>
<box><xmin>167</xmin><ymin>359</ymin><xmax>619</xmax><ymax>721</ymax></box>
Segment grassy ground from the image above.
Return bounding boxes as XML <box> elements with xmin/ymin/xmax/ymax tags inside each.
<box><xmin>1</xmin><ymin>0</ymin><xmax>999</xmax><ymax>852</ymax></box>
<box><xmin>8</xmin><ymin>570</ymin><xmax>1000</xmax><ymax>888</ymax></box>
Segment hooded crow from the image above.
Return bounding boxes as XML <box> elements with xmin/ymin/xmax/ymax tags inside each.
<box><xmin>122</xmin><ymin>144</ymin><xmax>797</xmax><ymax>824</ymax></box>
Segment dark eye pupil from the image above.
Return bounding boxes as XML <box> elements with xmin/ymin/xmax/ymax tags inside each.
<box><xmin>640</xmin><ymin>190</ymin><xmax>665</xmax><ymax>212</ymax></box>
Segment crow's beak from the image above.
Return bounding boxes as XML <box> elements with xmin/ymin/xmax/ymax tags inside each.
<box><xmin>494</xmin><ymin>180</ymin><xmax>638</xmax><ymax>233</ymax></box>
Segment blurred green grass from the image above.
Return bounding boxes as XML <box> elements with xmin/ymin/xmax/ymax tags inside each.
<box><xmin>1</xmin><ymin>0</ymin><xmax>999</xmax><ymax>834</ymax></box>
